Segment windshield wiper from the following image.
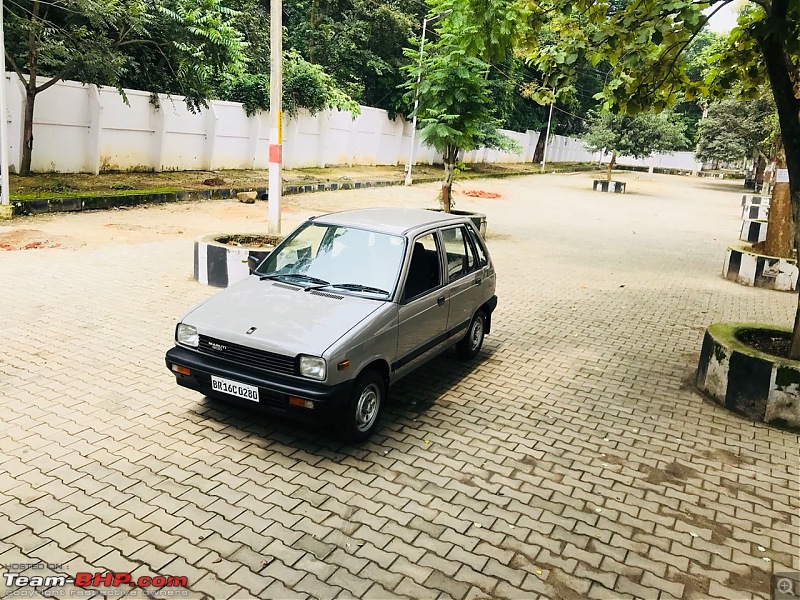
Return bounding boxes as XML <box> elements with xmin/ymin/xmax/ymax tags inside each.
<box><xmin>330</xmin><ymin>283</ymin><xmax>390</xmax><ymax>296</ymax></box>
<box><xmin>259</xmin><ymin>273</ymin><xmax>330</xmax><ymax>288</ymax></box>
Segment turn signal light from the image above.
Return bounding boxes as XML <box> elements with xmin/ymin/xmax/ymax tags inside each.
<box><xmin>172</xmin><ymin>365</ymin><xmax>191</xmax><ymax>376</ymax></box>
<box><xmin>289</xmin><ymin>396</ymin><xmax>315</xmax><ymax>409</ymax></box>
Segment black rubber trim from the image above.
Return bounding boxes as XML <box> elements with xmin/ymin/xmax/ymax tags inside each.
<box><xmin>391</xmin><ymin>319</ymin><xmax>470</xmax><ymax>371</ymax></box>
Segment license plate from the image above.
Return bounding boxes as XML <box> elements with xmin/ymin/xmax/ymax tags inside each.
<box><xmin>211</xmin><ymin>376</ymin><xmax>259</xmax><ymax>402</ymax></box>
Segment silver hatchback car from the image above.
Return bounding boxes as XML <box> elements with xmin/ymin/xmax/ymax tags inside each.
<box><xmin>166</xmin><ymin>208</ymin><xmax>497</xmax><ymax>441</ymax></box>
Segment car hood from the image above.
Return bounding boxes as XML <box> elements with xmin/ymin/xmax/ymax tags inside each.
<box><xmin>183</xmin><ymin>276</ymin><xmax>384</xmax><ymax>356</ymax></box>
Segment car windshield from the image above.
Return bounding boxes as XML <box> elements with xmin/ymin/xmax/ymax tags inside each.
<box><xmin>256</xmin><ymin>222</ymin><xmax>406</xmax><ymax>298</ymax></box>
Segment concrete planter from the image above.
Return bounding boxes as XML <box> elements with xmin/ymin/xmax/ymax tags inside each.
<box><xmin>741</xmin><ymin>194</ymin><xmax>770</xmax><ymax>207</ymax></box>
<box><xmin>742</xmin><ymin>203</ymin><xmax>769</xmax><ymax>220</ymax></box>
<box><xmin>723</xmin><ymin>245</ymin><xmax>798</xmax><ymax>291</ymax></box>
<box><xmin>427</xmin><ymin>209</ymin><xmax>488</xmax><ymax>237</ymax></box>
<box><xmin>194</xmin><ymin>233</ymin><xmax>284</xmax><ymax>287</ymax></box>
<box><xmin>592</xmin><ymin>180</ymin><xmax>626</xmax><ymax>193</ymax></box>
<box><xmin>739</xmin><ymin>219</ymin><xmax>768</xmax><ymax>244</ymax></box>
<box><xmin>696</xmin><ymin>323</ymin><xmax>800</xmax><ymax>429</ymax></box>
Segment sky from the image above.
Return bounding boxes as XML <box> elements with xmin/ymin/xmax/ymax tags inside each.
<box><xmin>705</xmin><ymin>2</ymin><xmax>742</xmax><ymax>33</ymax></box>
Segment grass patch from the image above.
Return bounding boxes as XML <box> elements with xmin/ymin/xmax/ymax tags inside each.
<box><xmin>12</xmin><ymin>187</ymin><xmax>184</xmax><ymax>200</ymax></box>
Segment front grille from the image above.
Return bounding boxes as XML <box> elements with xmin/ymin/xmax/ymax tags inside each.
<box><xmin>198</xmin><ymin>335</ymin><xmax>296</xmax><ymax>376</ymax></box>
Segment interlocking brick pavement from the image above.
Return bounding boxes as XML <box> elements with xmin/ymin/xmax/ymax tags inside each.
<box><xmin>1</xmin><ymin>172</ymin><xmax>798</xmax><ymax>599</ymax></box>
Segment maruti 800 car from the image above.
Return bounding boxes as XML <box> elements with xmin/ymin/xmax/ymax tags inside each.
<box><xmin>166</xmin><ymin>208</ymin><xmax>497</xmax><ymax>442</ymax></box>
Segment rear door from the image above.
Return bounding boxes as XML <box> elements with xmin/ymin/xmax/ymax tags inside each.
<box><xmin>393</xmin><ymin>231</ymin><xmax>449</xmax><ymax>379</ymax></box>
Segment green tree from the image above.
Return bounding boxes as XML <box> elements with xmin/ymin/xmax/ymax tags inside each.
<box><xmin>695</xmin><ymin>97</ymin><xmax>775</xmax><ymax>165</ymax></box>
<box><xmin>405</xmin><ymin>39</ymin><xmax>519</xmax><ymax>212</ymax></box>
<box><xmin>582</xmin><ymin>111</ymin><xmax>688</xmax><ymax>181</ymax></box>
<box><xmin>282</xmin><ymin>0</ymin><xmax>423</xmax><ymax>113</ymax></box>
<box><xmin>3</xmin><ymin>0</ymin><xmax>246</xmax><ymax>176</ymax></box>
<box><xmin>220</xmin><ymin>50</ymin><xmax>360</xmax><ymax>116</ymax></box>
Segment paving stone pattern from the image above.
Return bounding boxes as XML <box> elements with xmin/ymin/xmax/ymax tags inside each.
<box><xmin>0</xmin><ymin>173</ymin><xmax>798</xmax><ymax>599</ymax></box>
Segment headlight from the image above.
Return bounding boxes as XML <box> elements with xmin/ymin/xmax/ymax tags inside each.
<box><xmin>176</xmin><ymin>323</ymin><xmax>199</xmax><ymax>347</ymax></box>
<box><xmin>299</xmin><ymin>355</ymin><xmax>326</xmax><ymax>380</ymax></box>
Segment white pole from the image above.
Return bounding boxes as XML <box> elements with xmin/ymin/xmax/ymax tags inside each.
<box><xmin>267</xmin><ymin>0</ymin><xmax>282</xmax><ymax>234</ymax></box>
<box><xmin>0</xmin><ymin>0</ymin><xmax>10</xmax><ymax>206</ymax></box>
<box><xmin>404</xmin><ymin>16</ymin><xmax>428</xmax><ymax>186</ymax></box>
<box><xmin>540</xmin><ymin>87</ymin><xmax>555</xmax><ymax>173</ymax></box>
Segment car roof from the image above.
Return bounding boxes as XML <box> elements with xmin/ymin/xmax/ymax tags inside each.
<box><xmin>312</xmin><ymin>207</ymin><xmax>468</xmax><ymax>236</ymax></box>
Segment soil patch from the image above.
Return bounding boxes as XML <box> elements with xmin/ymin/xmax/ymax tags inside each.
<box><xmin>462</xmin><ymin>190</ymin><xmax>502</xmax><ymax>199</ymax></box>
<box><xmin>214</xmin><ymin>234</ymin><xmax>284</xmax><ymax>248</ymax></box>
<box><xmin>0</xmin><ymin>228</ymin><xmax>69</xmax><ymax>250</ymax></box>
<box><xmin>727</xmin><ymin>567</ymin><xmax>771</xmax><ymax>595</ymax></box>
<box><xmin>641</xmin><ymin>460</ymin><xmax>701</xmax><ymax>485</ymax></box>
<box><xmin>736</xmin><ymin>328</ymin><xmax>792</xmax><ymax>358</ymax></box>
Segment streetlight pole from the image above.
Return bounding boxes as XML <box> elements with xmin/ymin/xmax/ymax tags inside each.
<box><xmin>540</xmin><ymin>87</ymin><xmax>555</xmax><ymax>173</ymax></box>
<box><xmin>268</xmin><ymin>0</ymin><xmax>282</xmax><ymax>234</ymax></box>
<box><xmin>404</xmin><ymin>10</ymin><xmax>450</xmax><ymax>186</ymax></box>
<box><xmin>0</xmin><ymin>0</ymin><xmax>10</xmax><ymax>208</ymax></box>
<box><xmin>404</xmin><ymin>16</ymin><xmax>429</xmax><ymax>187</ymax></box>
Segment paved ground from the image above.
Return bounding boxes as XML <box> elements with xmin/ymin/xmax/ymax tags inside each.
<box><xmin>0</xmin><ymin>171</ymin><xmax>798</xmax><ymax>600</ymax></box>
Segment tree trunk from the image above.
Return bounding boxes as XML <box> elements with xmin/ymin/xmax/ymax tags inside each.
<box><xmin>754</xmin><ymin>154</ymin><xmax>766</xmax><ymax>191</ymax></box>
<box><xmin>20</xmin><ymin>90</ymin><xmax>36</xmax><ymax>176</ymax></box>
<box><xmin>19</xmin><ymin>1</ymin><xmax>41</xmax><ymax>177</ymax></box>
<box><xmin>764</xmin><ymin>148</ymin><xmax>793</xmax><ymax>258</ymax></box>
<box><xmin>758</xmin><ymin>8</ymin><xmax>800</xmax><ymax>358</ymax></box>
<box><xmin>606</xmin><ymin>151</ymin><xmax>616</xmax><ymax>182</ymax></box>
<box><xmin>532</xmin><ymin>130</ymin><xmax>546</xmax><ymax>164</ymax></box>
<box><xmin>441</xmin><ymin>145</ymin><xmax>457</xmax><ymax>213</ymax></box>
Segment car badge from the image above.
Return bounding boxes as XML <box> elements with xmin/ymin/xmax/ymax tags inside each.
<box><xmin>209</xmin><ymin>342</ymin><xmax>227</xmax><ymax>352</ymax></box>
<box><xmin>246</xmin><ymin>327</ymin><xmax>257</xmax><ymax>335</ymax></box>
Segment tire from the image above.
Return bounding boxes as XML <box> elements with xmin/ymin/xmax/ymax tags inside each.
<box><xmin>456</xmin><ymin>310</ymin><xmax>486</xmax><ymax>359</ymax></box>
<box><xmin>336</xmin><ymin>370</ymin><xmax>385</xmax><ymax>443</ymax></box>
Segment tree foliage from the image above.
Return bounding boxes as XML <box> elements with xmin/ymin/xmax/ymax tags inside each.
<box><xmin>583</xmin><ymin>111</ymin><xmax>688</xmax><ymax>160</ymax></box>
<box><xmin>3</xmin><ymin>0</ymin><xmax>247</xmax><ymax>174</ymax></box>
<box><xmin>4</xmin><ymin>0</ymin><xmax>246</xmax><ymax>108</ymax></box>
<box><xmin>276</xmin><ymin>0</ymin><xmax>424</xmax><ymax>114</ymax></box>
<box><xmin>221</xmin><ymin>51</ymin><xmax>360</xmax><ymax>117</ymax></box>
<box><xmin>695</xmin><ymin>97</ymin><xmax>776</xmax><ymax>164</ymax></box>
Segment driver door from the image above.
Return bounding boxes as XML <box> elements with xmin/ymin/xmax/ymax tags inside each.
<box><xmin>393</xmin><ymin>231</ymin><xmax>449</xmax><ymax>379</ymax></box>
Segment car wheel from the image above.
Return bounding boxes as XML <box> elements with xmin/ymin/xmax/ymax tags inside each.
<box><xmin>336</xmin><ymin>370</ymin><xmax>384</xmax><ymax>443</ymax></box>
<box><xmin>457</xmin><ymin>310</ymin><xmax>485</xmax><ymax>359</ymax></box>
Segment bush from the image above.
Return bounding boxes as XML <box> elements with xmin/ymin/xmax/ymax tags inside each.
<box><xmin>221</xmin><ymin>51</ymin><xmax>360</xmax><ymax>117</ymax></box>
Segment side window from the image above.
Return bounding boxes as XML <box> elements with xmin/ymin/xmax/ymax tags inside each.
<box><xmin>466</xmin><ymin>226</ymin><xmax>488</xmax><ymax>267</ymax></box>
<box><xmin>441</xmin><ymin>227</ymin><xmax>477</xmax><ymax>282</ymax></box>
<box><xmin>402</xmin><ymin>233</ymin><xmax>442</xmax><ymax>301</ymax></box>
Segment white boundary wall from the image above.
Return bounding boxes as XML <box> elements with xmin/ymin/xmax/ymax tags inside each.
<box><xmin>2</xmin><ymin>75</ymin><xmax>699</xmax><ymax>174</ymax></box>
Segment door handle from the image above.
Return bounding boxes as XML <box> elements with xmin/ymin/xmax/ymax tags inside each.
<box><xmin>437</xmin><ymin>296</ymin><xmax>446</xmax><ymax>306</ymax></box>
<box><xmin>475</xmin><ymin>276</ymin><xmax>482</xmax><ymax>286</ymax></box>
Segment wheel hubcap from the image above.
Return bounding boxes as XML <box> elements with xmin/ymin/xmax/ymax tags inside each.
<box><xmin>355</xmin><ymin>384</ymin><xmax>380</xmax><ymax>432</ymax></box>
<box><xmin>470</xmin><ymin>318</ymin><xmax>483</xmax><ymax>350</ymax></box>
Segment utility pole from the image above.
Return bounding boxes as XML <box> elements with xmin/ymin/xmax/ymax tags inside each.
<box><xmin>0</xmin><ymin>0</ymin><xmax>11</xmax><ymax>210</ymax></box>
<box><xmin>404</xmin><ymin>10</ymin><xmax>450</xmax><ymax>186</ymax></box>
<box><xmin>540</xmin><ymin>87</ymin><xmax>555</xmax><ymax>173</ymax></box>
<box><xmin>268</xmin><ymin>0</ymin><xmax>282</xmax><ymax>234</ymax></box>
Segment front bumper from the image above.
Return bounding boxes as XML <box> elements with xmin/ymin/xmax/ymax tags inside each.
<box><xmin>165</xmin><ymin>345</ymin><xmax>352</xmax><ymax>420</ymax></box>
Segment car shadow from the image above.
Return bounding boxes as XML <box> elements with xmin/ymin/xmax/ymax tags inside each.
<box><xmin>184</xmin><ymin>345</ymin><xmax>497</xmax><ymax>457</ymax></box>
